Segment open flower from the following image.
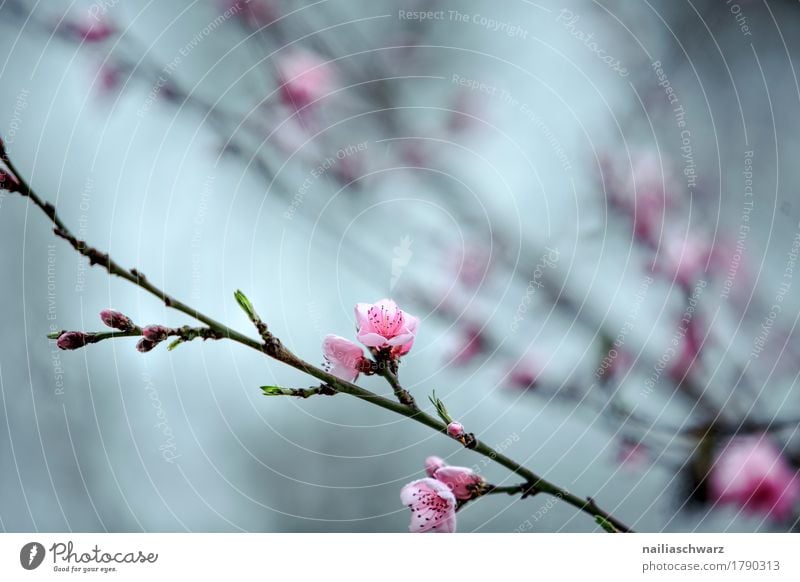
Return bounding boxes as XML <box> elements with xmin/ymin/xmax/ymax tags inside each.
<box><xmin>433</xmin><ymin>465</ymin><xmax>484</xmax><ymax>501</ymax></box>
<box><xmin>322</xmin><ymin>335</ymin><xmax>365</xmax><ymax>382</ymax></box>
<box><xmin>354</xmin><ymin>299</ymin><xmax>420</xmax><ymax>355</ymax></box>
<box><xmin>709</xmin><ymin>436</ymin><xmax>800</xmax><ymax>522</ymax></box>
<box><xmin>400</xmin><ymin>478</ymin><xmax>457</xmax><ymax>533</ymax></box>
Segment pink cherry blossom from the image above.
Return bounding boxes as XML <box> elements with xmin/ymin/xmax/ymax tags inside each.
<box><xmin>506</xmin><ymin>358</ymin><xmax>540</xmax><ymax>390</ymax></box>
<box><xmin>446</xmin><ymin>324</ymin><xmax>485</xmax><ymax>367</ymax></box>
<box><xmin>709</xmin><ymin>436</ymin><xmax>800</xmax><ymax>521</ymax></box>
<box><xmin>653</xmin><ymin>230</ymin><xmax>712</xmax><ymax>287</ymax></box>
<box><xmin>424</xmin><ymin>455</ymin><xmax>446</xmax><ymax>478</ymax></box>
<box><xmin>322</xmin><ymin>335</ymin><xmax>365</xmax><ymax>382</ymax></box>
<box><xmin>276</xmin><ymin>51</ymin><xmax>334</xmax><ymax>110</ymax></box>
<box><xmin>400</xmin><ymin>478</ymin><xmax>457</xmax><ymax>533</ymax></box>
<box><xmin>354</xmin><ymin>299</ymin><xmax>420</xmax><ymax>355</ymax></box>
<box><xmin>669</xmin><ymin>318</ymin><xmax>704</xmax><ymax>383</ymax></box>
<box><xmin>433</xmin><ymin>465</ymin><xmax>484</xmax><ymax>500</ymax></box>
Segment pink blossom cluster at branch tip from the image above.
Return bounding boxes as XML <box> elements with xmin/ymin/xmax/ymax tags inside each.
<box><xmin>322</xmin><ymin>335</ymin><xmax>365</xmax><ymax>382</ymax></box>
<box><xmin>354</xmin><ymin>298</ymin><xmax>419</xmax><ymax>356</ymax></box>
<box><xmin>322</xmin><ymin>299</ymin><xmax>419</xmax><ymax>380</ymax></box>
<box><xmin>276</xmin><ymin>50</ymin><xmax>334</xmax><ymax>110</ymax></box>
<box><xmin>402</xmin><ymin>457</ymin><xmax>485</xmax><ymax>532</ymax></box>
<box><xmin>709</xmin><ymin>436</ymin><xmax>800</xmax><ymax>522</ymax></box>
<box><xmin>56</xmin><ymin>331</ymin><xmax>89</xmax><ymax>351</ymax></box>
<box><xmin>400</xmin><ymin>478</ymin><xmax>457</xmax><ymax>533</ymax></box>
<box><xmin>100</xmin><ymin>309</ymin><xmax>134</xmax><ymax>332</ymax></box>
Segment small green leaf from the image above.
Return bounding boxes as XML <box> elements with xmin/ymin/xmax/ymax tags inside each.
<box><xmin>234</xmin><ymin>289</ymin><xmax>257</xmax><ymax>321</ymax></box>
<box><xmin>428</xmin><ymin>390</ymin><xmax>453</xmax><ymax>424</ymax></box>
<box><xmin>167</xmin><ymin>339</ymin><xmax>183</xmax><ymax>351</ymax></box>
<box><xmin>261</xmin><ymin>385</ymin><xmax>289</xmax><ymax>396</ymax></box>
<box><xmin>595</xmin><ymin>516</ymin><xmax>619</xmax><ymax>533</ymax></box>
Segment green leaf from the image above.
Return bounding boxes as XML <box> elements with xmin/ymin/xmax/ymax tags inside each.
<box><xmin>234</xmin><ymin>289</ymin><xmax>257</xmax><ymax>321</ymax></box>
<box><xmin>595</xmin><ymin>516</ymin><xmax>619</xmax><ymax>533</ymax></box>
<box><xmin>261</xmin><ymin>385</ymin><xmax>289</xmax><ymax>396</ymax></box>
<box><xmin>166</xmin><ymin>339</ymin><xmax>184</xmax><ymax>351</ymax></box>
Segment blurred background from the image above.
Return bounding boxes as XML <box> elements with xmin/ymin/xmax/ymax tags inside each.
<box><xmin>1</xmin><ymin>0</ymin><xmax>800</xmax><ymax>532</ymax></box>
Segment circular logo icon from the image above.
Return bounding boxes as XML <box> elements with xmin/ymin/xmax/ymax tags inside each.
<box><xmin>20</xmin><ymin>542</ymin><xmax>45</xmax><ymax>570</ymax></box>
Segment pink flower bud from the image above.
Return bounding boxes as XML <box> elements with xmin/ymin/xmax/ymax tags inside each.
<box><xmin>425</xmin><ymin>455</ymin><xmax>446</xmax><ymax>478</ymax></box>
<box><xmin>142</xmin><ymin>325</ymin><xmax>170</xmax><ymax>342</ymax></box>
<box><xmin>446</xmin><ymin>422</ymin><xmax>465</xmax><ymax>439</ymax></box>
<box><xmin>433</xmin><ymin>465</ymin><xmax>485</xmax><ymax>500</ymax></box>
<box><xmin>136</xmin><ymin>338</ymin><xmax>158</xmax><ymax>353</ymax></box>
<box><xmin>99</xmin><ymin>309</ymin><xmax>134</xmax><ymax>331</ymax></box>
<box><xmin>56</xmin><ymin>331</ymin><xmax>89</xmax><ymax>351</ymax></box>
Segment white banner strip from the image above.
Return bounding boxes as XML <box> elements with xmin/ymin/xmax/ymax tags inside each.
<box><xmin>1</xmin><ymin>533</ymin><xmax>797</xmax><ymax>581</ymax></box>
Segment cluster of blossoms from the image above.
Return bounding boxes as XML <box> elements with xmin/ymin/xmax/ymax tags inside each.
<box><xmin>321</xmin><ymin>298</ymin><xmax>420</xmax><ymax>381</ymax></box>
<box><xmin>400</xmin><ymin>456</ymin><xmax>485</xmax><ymax>533</ymax></box>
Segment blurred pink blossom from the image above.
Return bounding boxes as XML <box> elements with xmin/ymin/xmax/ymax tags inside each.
<box><xmin>218</xmin><ymin>0</ymin><xmax>278</xmax><ymax>28</ymax></box>
<box><xmin>322</xmin><ymin>334</ymin><xmax>365</xmax><ymax>382</ymax></box>
<box><xmin>709</xmin><ymin>436</ymin><xmax>800</xmax><ymax>521</ymax></box>
<box><xmin>400</xmin><ymin>478</ymin><xmax>457</xmax><ymax>533</ymax></box>
<box><xmin>61</xmin><ymin>15</ymin><xmax>116</xmax><ymax>43</ymax></box>
<box><xmin>276</xmin><ymin>51</ymin><xmax>334</xmax><ymax>110</ymax></box>
<box><xmin>355</xmin><ymin>298</ymin><xmax>419</xmax><ymax>356</ymax></box>
<box><xmin>653</xmin><ymin>231</ymin><xmax>712</xmax><ymax>287</ymax></box>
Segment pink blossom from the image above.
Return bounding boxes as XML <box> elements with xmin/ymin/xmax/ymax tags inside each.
<box><xmin>446</xmin><ymin>325</ymin><xmax>485</xmax><ymax>367</ymax></box>
<box><xmin>100</xmin><ymin>309</ymin><xmax>134</xmax><ymax>331</ymax></box>
<box><xmin>709</xmin><ymin>436</ymin><xmax>800</xmax><ymax>521</ymax></box>
<box><xmin>400</xmin><ymin>478</ymin><xmax>457</xmax><ymax>533</ymax></box>
<box><xmin>433</xmin><ymin>465</ymin><xmax>484</xmax><ymax>500</ymax></box>
<box><xmin>218</xmin><ymin>0</ymin><xmax>278</xmax><ymax>28</ymax></box>
<box><xmin>446</xmin><ymin>422</ymin><xmax>465</xmax><ymax>439</ymax></box>
<box><xmin>653</xmin><ymin>231</ymin><xmax>712</xmax><ymax>287</ymax></box>
<box><xmin>56</xmin><ymin>331</ymin><xmax>89</xmax><ymax>351</ymax></box>
<box><xmin>506</xmin><ymin>359</ymin><xmax>540</xmax><ymax>390</ymax></box>
<box><xmin>354</xmin><ymin>299</ymin><xmax>420</xmax><ymax>355</ymax></box>
<box><xmin>62</xmin><ymin>15</ymin><xmax>116</xmax><ymax>43</ymax></box>
<box><xmin>669</xmin><ymin>318</ymin><xmax>704</xmax><ymax>383</ymax></box>
<box><xmin>322</xmin><ymin>335</ymin><xmax>365</xmax><ymax>382</ymax></box>
<box><xmin>424</xmin><ymin>455</ymin><xmax>446</xmax><ymax>478</ymax></box>
<box><xmin>276</xmin><ymin>51</ymin><xmax>333</xmax><ymax>110</ymax></box>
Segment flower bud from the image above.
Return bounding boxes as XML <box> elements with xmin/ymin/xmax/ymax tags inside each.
<box><xmin>99</xmin><ymin>309</ymin><xmax>134</xmax><ymax>331</ymax></box>
<box><xmin>0</xmin><ymin>169</ymin><xmax>19</xmax><ymax>193</ymax></box>
<box><xmin>56</xmin><ymin>331</ymin><xmax>89</xmax><ymax>351</ymax></box>
<box><xmin>142</xmin><ymin>325</ymin><xmax>170</xmax><ymax>342</ymax></box>
<box><xmin>425</xmin><ymin>455</ymin><xmax>446</xmax><ymax>478</ymax></box>
<box><xmin>446</xmin><ymin>422</ymin><xmax>465</xmax><ymax>439</ymax></box>
<box><xmin>136</xmin><ymin>338</ymin><xmax>157</xmax><ymax>353</ymax></box>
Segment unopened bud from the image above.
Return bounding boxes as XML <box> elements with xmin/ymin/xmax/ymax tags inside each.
<box><xmin>136</xmin><ymin>338</ymin><xmax>158</xmax><ymax>353</ymax></box>
<box><xmin>99</xmin><ymin>308</ymin><xmax>134</xmax><ymax>331</ymax></box>
<box><xmin>447</xmin><ymin>422</ymin><xmax>465</xmax><ymax>439</ymax></box>
<box><xmin>142</xmin><ymin>325</ymin><xmax>170</xmax><ymax>342</ymax></box>
<box><xmin>56</xmin><ymin>331</ymin><xmax>89</xmax><ymax>351</ymax></box>
<box><xmin>0</xmin><ymin>169</ymin><xmax>19</xmax><ymax>193</ymax></box>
